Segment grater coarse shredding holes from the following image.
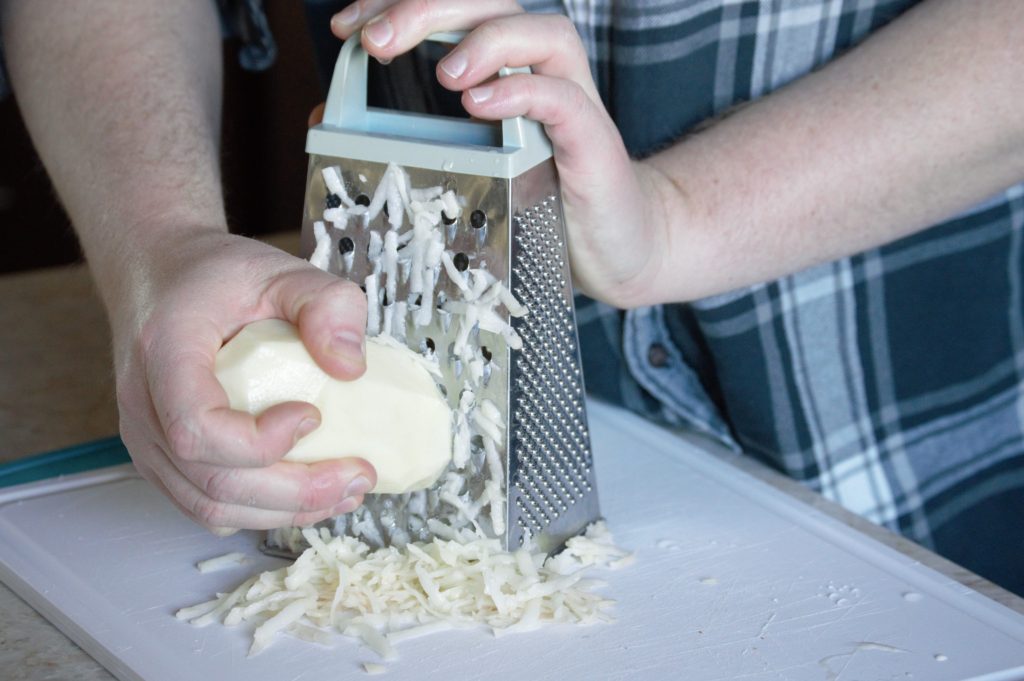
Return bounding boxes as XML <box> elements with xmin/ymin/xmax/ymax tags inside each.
<box><xmin>272</xmin><ymin>32</ymin><xmax>599</xmax><ymax>555</ymax></box>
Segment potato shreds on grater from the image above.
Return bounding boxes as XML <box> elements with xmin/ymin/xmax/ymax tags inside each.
<box><xmin>305</xmin><ymin>163</ymin><xmax>529</xmax><ymax>548</ymax></box>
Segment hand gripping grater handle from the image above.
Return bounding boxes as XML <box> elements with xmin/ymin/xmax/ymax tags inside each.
<box><xmin>298</xmin><ymin>33</ymin><xmax>600</xmax><ymax>553</ymax></box>
<box><xmin>307</xmin><ymin>32</ymin><xmax>552</xmax><ymax>178</ymax></box>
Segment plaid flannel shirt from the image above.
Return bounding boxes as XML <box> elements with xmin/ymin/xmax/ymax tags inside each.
<box><xmin>220</xmin><ymin>0</ymin><xmax>1024</xmax><ymax>596</ymax></box>
<box><xmin>528</xmin><ymin>0</ymin><xmax>1024</xmax><ymax>596</ymax></box>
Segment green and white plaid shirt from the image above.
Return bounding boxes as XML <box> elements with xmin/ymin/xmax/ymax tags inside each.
<box><xmin>525</xmin><ymin>0</ymin><xmax>1024</xmax><ymax>595</ymax></box>
<box><xmin>222</xmin><ymin>0</ymin><xmax>1024</xmax><ymax>596</ymax></box>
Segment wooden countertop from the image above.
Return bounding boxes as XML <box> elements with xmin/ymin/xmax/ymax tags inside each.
<box><xmin>1</xmin><ymin>231</ymin><xmax>1022</xmax><ymax>680</ymax></box>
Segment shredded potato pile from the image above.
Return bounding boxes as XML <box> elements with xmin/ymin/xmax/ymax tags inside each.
<box><xmin>177</xmin><ymin>522</ymin><xmax>631</xmax><ymax>660</ymax></box>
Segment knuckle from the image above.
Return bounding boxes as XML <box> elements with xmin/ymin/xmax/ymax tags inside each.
<box><xmin>550</xmin><ymin>13</ymin><xmax>576</xmax><ymax>38</ymax></box>
<box><xmin>166</xmin><ymin>416</ymin><xmax>203</xmax><ymax>462</ymax></box>
<box><xmin>547</xmin><ymin>15</ymin><xmax>587</xmax><ymax>60</ymax></box>
<box><xmin>560</xmin><ymin>82</ymin><xmax>590</xmax><ymax>123</ymax></box>
<box><xmin>331</xmin><ymin>277</ymin><xmax>366</xmax><ymax>305</ymax></box>
<box><xmin>201</xmin><ymin>467</ymin><xmax>239</xmax><ymax>503</ymax></box>
<box><xmin>240</xmin><ymin>244</ymin><xmax>290</xmax><ymax>289</ymax></box>
<box><xmin>522</xmin><ymin>76</ymin><xmax>544</xmax><ymax>108</ymax></box>
<box><xmin>411</xmin><ymin>0</ymin><xmax>441</xmax><ymax>25</ymax></box>
<box><xmin>191</xmin><ymin>496</ymin><xmax>231</xmax><ymax>527</ymax></box>
<box><xmin>474</xmin><ymin>20</ymin><xmax>508</xmax><ymax>49</ymax></box>
<box><xmin>297</xmin><ymin>481</ymin><xmax>332</xmax><ymax>513</ymax></box>
<box><xmin>570</xmin><ymin>83</ymin><xmax>589</xmax><ymax>112</ymax></box>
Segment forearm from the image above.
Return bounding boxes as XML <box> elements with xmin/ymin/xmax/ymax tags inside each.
<box><xmin>1</xmin><ymin>0</ymin><xmax>226</xmax><ymax>313</ymax></box>
<box><xmin>642</xmin><ymin>0</ymin><xmax>1024</xmax><ymax>302</ymax></box>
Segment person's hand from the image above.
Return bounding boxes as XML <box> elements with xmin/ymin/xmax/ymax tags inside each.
<box><xmin>328</xmin><ymin>1</ymin><xmax>1024</xmax><ymax>306</ymax></box>
<box><xmin>328</xmin><ymin>0</ymin><xmax>672</xmax><ymax>308</ymax></box>
<box><xmin>110</xmin><ymin>228</ymin><xmax>376</xmax><ymax>534</ymax></box>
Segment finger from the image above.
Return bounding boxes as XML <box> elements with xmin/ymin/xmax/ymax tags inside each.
<box><xmin>353</xmin><ymin>0</ymin><xmax>525</xmax><ymax>62</ymax></box>
<box><xmin>265</xmin><ymin>268</ymin><xmax>368</xmax><ymax>381</ymax></box>
<box><xmin>435</xmin><ymin>14</ymin><xmax>598</xmax><ymax>102</ymax></box>
<box><xmin>308</xmin><ymin>101</ymin><xmax>326</xmax><ymax>127</ymax></box>
<box><xmin>116</xmin><ymin>380</ymin><xmax>243</xmax><ymax>528</ymax></box>
<box><xmin>147</xmin><ymin>324</ymin><xmax>321</xmax><ymax>468</ymax></box>
<box><xmin>458</xmin><ymin>72</ymin><xmax>648</xmax><ymax>297</ymax></box>
<box><xmin>132</xmin><ymin>458</ymin><xmax>234</xmax><ymax>534</ymax></box>
<box><xmin>459</xmin><ymin>72</ymin><xmax>628</xmax><ymax>178</ymax></box>
<box><xmin>144</xmin><ymin>444</ymin><xmax>364</xmax><ymax>530</ymax></box>
<box><xmin>329</xmin><ymin>0</ymin><xmax>403</xmax><ymax>40</ymax></box>
<box><xmin>174</xmin><ymin>456</ymin><xmax>376</xmax><ymax>513</ymax></box>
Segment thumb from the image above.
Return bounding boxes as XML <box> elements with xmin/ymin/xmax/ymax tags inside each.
<box><xmin>268</xmin><ymin>267</ymin><xmax>368</xmax><ymax>380</ymax></box>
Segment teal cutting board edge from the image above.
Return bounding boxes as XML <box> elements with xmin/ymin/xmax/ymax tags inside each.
<box><xmin>0</xmin><ymin>437</ymin><xmax>130</xmax><ymax>488</ymax></box>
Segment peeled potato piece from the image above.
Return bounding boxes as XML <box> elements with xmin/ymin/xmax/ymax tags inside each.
<box><xmin>215</xmin><ymin>319</ymin><xmax>452</xmax><ymax>494</ymax></box>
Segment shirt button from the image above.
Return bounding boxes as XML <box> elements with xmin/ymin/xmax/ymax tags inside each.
<box><xmin>647</xmin><ymin>343</ymin><xmax>670</xmax><ymax>368</ymax></box>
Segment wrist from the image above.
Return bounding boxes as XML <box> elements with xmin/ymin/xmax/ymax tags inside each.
<box><xmin>84</xmin><ymin>216</ymin><xmax>230</xmax><ymax>337</ymax></box>
<box><xmin>623</xmin><ymin>160</ymin><xmax>691</xmax><ymax>306</ymax></box>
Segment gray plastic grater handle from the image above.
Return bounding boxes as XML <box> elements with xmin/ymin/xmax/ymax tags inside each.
<box><xmin>306</xmin><ymin>31</ymin><xmax>554</xmax><ymax>178</ymax></box>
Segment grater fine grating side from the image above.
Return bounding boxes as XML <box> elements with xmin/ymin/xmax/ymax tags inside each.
<box><xmin>506</xmin><ymin>161</ymin><xmax>598</xmax><ymax>553</ymax></box>
<box><xmin>278</xmin><ymin>33</ymin><xmax>600</xmax><ymax>554</ymax></box>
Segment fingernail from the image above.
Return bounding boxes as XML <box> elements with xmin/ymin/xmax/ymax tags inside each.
<box><xmin>468</xmin><ymin>85</ymin><xmax>494</xmax><ymax>104</ymax></box>
<box><xmin>332</xmin><ymin>3</ymin><xmax>359</xmax><ymax>28</ymax></box>
<box><xmin>329</xmin><ymin>330</ymin><xmax>365</xmax><ymax>364</ymax></box>
<box><xmin>330</xmin><ymin>497</ymin><xmax>360</xmax><ymax>516</ymax></box>
<box><xmin>344</xmin><ymin>475</ymin><xmax>373</xmax><ymax>498</ymax></box>
<box><xmin>440</xmin><ymin>51</ymin><xmax>468</xmax><ymax>79</ymax></box>
<box><xmin>211</xmin><ymin>526</ymin><xmax>239</xmax><ymax>537</ymax></box>
<box><xmin>363</xmin><ymin>17</ymin><xmax>393</xmax><ymax>47</ymax></box>
<box><xmin>294</xmin><ymin>417</ymin><xmax>320</xmax><ymax>443</ymax></box>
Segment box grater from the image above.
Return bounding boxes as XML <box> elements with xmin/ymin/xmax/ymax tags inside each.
<box><xmin>289</xmin><ymin>33</ymin><xmax>599</xmax><ymax>554</ymax></box>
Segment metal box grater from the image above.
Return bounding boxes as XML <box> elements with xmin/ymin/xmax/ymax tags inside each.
<box><xmin>291</xmin><ymin>33</ymin><xmax>599</xmax><ymax>553</ymax></box>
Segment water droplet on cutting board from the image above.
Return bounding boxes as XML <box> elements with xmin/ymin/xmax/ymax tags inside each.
<box><xmin>934</xmin><ymin>653</ymin><xmax>948</xmax><ymax>662</ymax></box>
<box><xmin>902</xmin><ymin>591</ymin><xmax>923</xmax><ymax>602</ymax></box>
<box><xmin>822</xmin><ymin>583</ymin><xmax>859</xmax><ymax>606</ymax></box>
<box><xmin>656</xmin><ymin>539</ymin><xmax>679</xmax><ymax>550</ymax></box>
<box><xmin>699</xmin><ymin>576</ymin><xmax>719</xmax><ymax>586</ymax></box>
<box><xmin>442</xmin><ymin>160</ymin><xmax>454</xmax><ymax>172</ymax></box>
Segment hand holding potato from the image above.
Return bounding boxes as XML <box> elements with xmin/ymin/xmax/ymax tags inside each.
<box><xmin>216</xmin><ymin>319</ymin><xmax>452</xmax><ymax>495</ymax></box>
<box><xmin>112</xmin><ymin>231</ymin><xmax>377</xmax><ymax>532</ymax></box>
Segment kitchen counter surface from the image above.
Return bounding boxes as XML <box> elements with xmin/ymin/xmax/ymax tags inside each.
<box><xmin>1</xmin><ymin>232</ymin><xmax>1021</xmax><ymax>681</ymax></box>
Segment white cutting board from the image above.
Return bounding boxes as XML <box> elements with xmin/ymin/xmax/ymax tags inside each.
<box><xmin>1</xmin><ymin>401</ymin><xmax>1023</xmax><ymax>681</ymax></box>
